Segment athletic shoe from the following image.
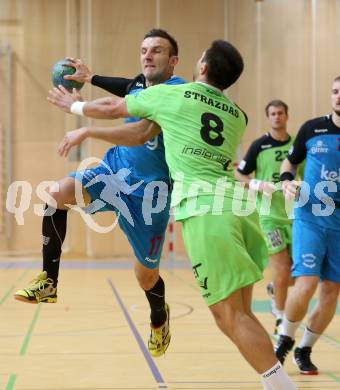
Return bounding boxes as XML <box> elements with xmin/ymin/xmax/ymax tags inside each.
<box><xmin>148</xmin><ymin>303</ymin><xmax>171</xmax><ymax>357</ymax></box>
<box><xmin>293</xmin><ymin>347</ymin><xmax>319</xmax><ymax>375</ymax></box>
<box><xmin>275</xmin><ymin>335</ymin><xmax>295</xmax><ymax>364</ymax></box>
<box><xmin>14</xmin><ymin>271</ymin><xmax>57</xmax><ymax>303</ymax></box>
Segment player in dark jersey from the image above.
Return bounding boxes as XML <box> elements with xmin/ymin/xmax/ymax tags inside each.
<box><xmin>275</xmin><ymin>76</ymin><xmax>340</xmax><ymax>375</ymax></box>
<box><xmin>235</xmin><ymin>100</ymin><xmax>294</xmax><ymax>336</ymax></box>
<box><xmin>14</xmin><ymin>29</ymin><xmax>185</xmax><ymax>357</ymax></box>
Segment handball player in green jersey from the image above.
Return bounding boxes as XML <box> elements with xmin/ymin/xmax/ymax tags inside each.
<box><xmin>235</xmin><ymin>100</ymin><xmax>294</xmax><ymax>336</ymax></box>
<box><xmin>48</xmin><ymin>40</ymin><xmax>298</xmax><ymax>390</ymax></box>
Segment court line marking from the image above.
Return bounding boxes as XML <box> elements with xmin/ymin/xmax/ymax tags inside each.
<box><xmin>319</xmin><ymin>332</ymin><xmax>340</xmax><ymax>348</ymax></box>
<box><xmin>169</xmin><ymin>379</ymin><xmax>339</xmax><ymax>384</ymax></box>
<box><xmin>327</xmin><ymin>372</ymin><xmax>340</xmax><ymax>382</ymax></box>
<box><xmin>108</xmin><ymin>279</ymin><xmax>167</xmax><ymax>389</ymax></box>
<box><xmin>0</xmin><ymin>268</ymin><xmax>31</xmax><ymax>305</ymax></box>
<box><xmin>5</xmin><ymin>374</ymin><xmax>16</xmax><ymax>390</ymax></box>
<box><xmin>0</xmin><ymin>286</ymin><xmax>16</xmax><ymax>305</ymax></box>
<box><xmin>19</xmin><ymin>303</ymin><xmax>42</xmax><ymax>355</ymax></box>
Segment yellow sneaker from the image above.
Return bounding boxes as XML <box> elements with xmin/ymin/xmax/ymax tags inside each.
<box><xmin>14</xmin><ymin>271</ymin><xmax>57</xmax><ymax>303</ymax></box>
<box><xmin>148</xmin><ymin>303</ymin><xmax>171</xmax><ymax>357</ymax></box>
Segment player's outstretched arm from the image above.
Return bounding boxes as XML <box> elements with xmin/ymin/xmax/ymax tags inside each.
<box><xmin>58</xmin><ymin>120</ymin><xmax>160</xmax><ymax>157</ymax></box>
<box><xmin>82</xmin><ymin>96</ymin><xmax>128</xmax><ymax>119</ymax></box>
<box><xmin>234</xmin><ymin>170</ymin><xmax>277</xmax><ymax>196</ymax></box>
<box><xmin>47</xmin><ymin>85</ymin><xmax>128</xmax><ymax>119</ymax></box>
<box><xmin>47</xmin><ymin>85</ymin><xmax>82</xmax><ymax>112</ymax></box>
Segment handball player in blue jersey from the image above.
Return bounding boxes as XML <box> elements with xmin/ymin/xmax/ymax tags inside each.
<box><xmin>275</xmin><ymin>76</ymin><xmax>340</xmax><ymax>374</ymax></box>
<box><xmin>14</xmin><ymin>29</ymin><xmax>185</xmax><ymax>357</ymax></box>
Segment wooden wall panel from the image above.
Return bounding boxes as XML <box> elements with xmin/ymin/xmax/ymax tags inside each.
<box><xmin>314</xmin><ymin>0</ymin><xmax>340</xmax><ymax>115</ymax></box>
<box><xmin>0</xmin><ymin>0</ymin><xmax>22</xmax><ymax>21</ymax></box>
<box><xmin>82</xmin><ymin>0</ymin><xmax>158</xmax><ymax>256</ymax></box>
<box><xmin>8</xmin><ymin>1</ymin><xmax>70</xmax><ymax>251</ymax></box>
<box><xmin>226</xmin><ymin>0</ymin><xmax>340</xmax><ymax>154</ymax></box>
<box><xmin>260</xmin><ymin>0</ymin><xmax>312</xmax><ymax>133</ymax></box>
<box><xmin>159</xmin><ymin>0</ymin><xmax>225</xmax><ymax>82</ymax></box>
<box><xmin>225</xmin><ymin>0</ymin><xmax>259</xmax><ymax>149</ymax></box>
<box><xmin>227</xmin><ymin>0</ymin><xmax>312</xmax><ymax>148</ymax></box>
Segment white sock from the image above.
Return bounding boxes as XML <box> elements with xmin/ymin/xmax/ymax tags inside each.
<box><xmin>261</xmin><ymin>361</ymin><xmax>298</xmax><ymax>390</ymax></box>
<box><xmin>261</xmin><ymin>377</ymin><xmax>273</xmax><ymax>389</ymax></box>
<box><xmin>281</xmin><ymin>315</ymin><xmax>301</xmax><ymax>338</ymax></box>
<box><xmin>299</xmin><ymin>327</ymin><xmax>320</xmax><ymax>348</ymax></box>
<box><xmin>271</xmin><ymin>302</ymin><xmax>279</xmax><ymax>317</ymax></box>
<box><xmin>276</xmin><ymin>310</ymin><xmax>284</xmax><ymax>320</ymax></box>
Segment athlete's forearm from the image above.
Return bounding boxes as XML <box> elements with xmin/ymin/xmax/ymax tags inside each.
<box><xmin>78</xmin><ymin>96</ymin><xmax>127</xmax><ymax>119</ymax></box>
<box><xmin>91</xmin><ymin>76</ymin><xmax>132</xmax><ymax>97</ymax></box>
<box><xmin>279</xmin><ymin>158</ymin><xmax>301</xmax><ymax>200</ymax></box>
<box><xmin>85</xmin><ymin>120</ymin><xmax>160</xmax><ymax>146</ymax></box>
<box><xmin>280</xmin><ymin>158</ymin><xmax>298</xmax><ymax>176</ymax></box>
<box><xmin>47</xmin><ymin>86</ymin><xmax>126</xmax><ymax>118</ymax></box>
<box><xmin>234</xmin><ymin>170</ymin><xmax>252</xmax><ymax>187</ymax></box>
<box><xmin>235</xmin><ymin>170</ymin><xmax>277</xmax><ymax>194</ymax></box>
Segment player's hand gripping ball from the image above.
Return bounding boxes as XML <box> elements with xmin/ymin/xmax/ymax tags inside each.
<box><xmin>51</xmin><ymin>60</ymin><xmax>84</xmax><ymax>91</ymax></box>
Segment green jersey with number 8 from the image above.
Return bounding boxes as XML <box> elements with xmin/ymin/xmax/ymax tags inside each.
<box><xmin>125</xmin><ymin>82</ymin><xmax>247</xmax><ymax>219</ymax></box>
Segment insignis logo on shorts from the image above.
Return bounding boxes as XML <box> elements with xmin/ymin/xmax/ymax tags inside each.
<box><xmin>320</xmin><ymin>165</ymin><xmax>340</xmax><ymax>182</ymax></box>
<box><xmin>182</xmin><ymin>145</ymin><xmax>231</xmax><ymax>171</ymax></box>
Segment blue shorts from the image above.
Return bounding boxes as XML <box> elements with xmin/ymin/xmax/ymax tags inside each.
<box><xmin>292</xmin><ymin>219</ymin><xmax>340</xmax><ymax>282</ymax></box>
<box><xmin>69</xmin><ymin>163</ymin><xmax>171</xmax><ymax>269</ymax></box>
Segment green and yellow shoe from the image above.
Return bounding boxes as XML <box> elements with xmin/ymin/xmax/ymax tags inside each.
<box><xmin>148</xmin><ymin>303</ymin><xmax>171</xmax><ymax>357</ymax></box>
<box><xmin>14</xmin><ymin>271</ymin><xmax>57</xmax><ymax>303</ymax></box>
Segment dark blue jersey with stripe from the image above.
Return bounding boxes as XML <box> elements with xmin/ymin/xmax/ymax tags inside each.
<box><xmin>288</xmin><ymin>115</ymin><xmax>340</xmax><ymax>230</ymax></box>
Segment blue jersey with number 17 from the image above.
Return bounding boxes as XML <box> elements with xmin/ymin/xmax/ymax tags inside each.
<box><xmin>102</xmin><ymin>75</ymin><xmax>186</xmax><ymax>197</ymax></box>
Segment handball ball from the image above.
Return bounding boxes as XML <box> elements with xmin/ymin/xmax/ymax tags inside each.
<box><xmin>51</xmin><ymin>60</ymin><xmax>84</xmax><ymax>91</ymax></box>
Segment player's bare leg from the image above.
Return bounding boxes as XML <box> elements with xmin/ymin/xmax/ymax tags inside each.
<box><xmin>209</xmin><ymin>285</ymin><xmax>297</xmax><ymax>389</ymax></box>
<box><xmin>269</xmin><ymin>248</ymin><xmax>292</xmax><ymax>334</ymax></box>
<box><xmin>134</xmin><ymin>261</ymin><xmax>170</xmax><ymax>357</ymax></box>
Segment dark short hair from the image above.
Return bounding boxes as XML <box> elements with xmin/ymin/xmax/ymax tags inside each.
<box><xmin>202</xmin><ymin>40</ymin><xmax>244</xmax><ymax>90</ymax></box>
<box><xmin>265</xmin><ymin>100</ymin><xmax>289</xmax><ymax>116</ymax></box>
<box><xmin>143</xmin><ymin>29</ymin><xmax>178</xmax><ymax>56</ymax></box>
<box><xmin>333</xmin><ymin>76</ymin><xmax>340</xmax><ymax>83</ymax></box>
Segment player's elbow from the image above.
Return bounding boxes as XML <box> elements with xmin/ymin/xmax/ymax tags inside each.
<box><xmin>133</xmin><ymin>131</ymin><xmax>151</xmax><ymax>145</ymax></box>
<box><xmin>120</xmin><ymin>129</ymin><xmax>150</xmax><ymax>146</ymax></box>
<box><xmin>107</xmin><ymin>98</ymin><xmax>127</xmax><ymax>119</ymax></box>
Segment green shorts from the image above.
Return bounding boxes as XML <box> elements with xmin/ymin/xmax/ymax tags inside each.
<box><xmin>181</xmin><ymin>211</ymin><xmax>267</xmax><ymax>306</ymax></box>
<box><xmin>260</xmin><ymin>220</ymin><xmax>292</xmax><ymax>256</ymax></box>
